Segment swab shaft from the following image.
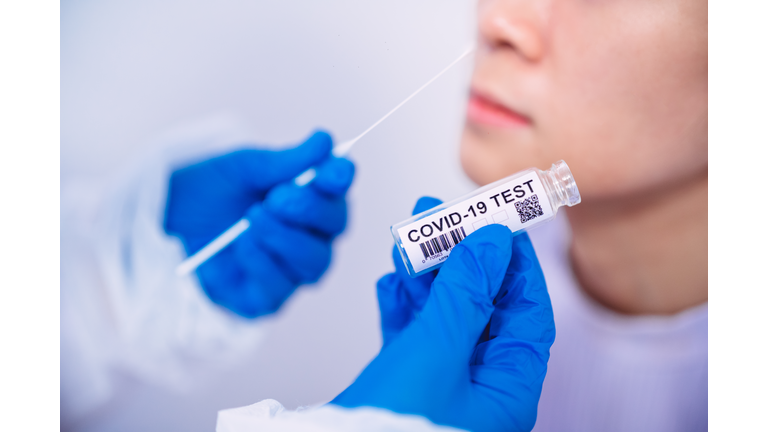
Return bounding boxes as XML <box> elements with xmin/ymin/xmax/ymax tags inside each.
<box><xmin>175</xmin><ymin>46</ymin><xmax>475</xmax><ymax>276</ymax></box>
<box><xmin>344</xmin><ymin>46</ymin><xmax>474</xmax><ymax>150</ymax></box>
<box><xmin>175</xmin><ymin>219</ymin><xmax>251</xmax><ymax>276</ymax></box>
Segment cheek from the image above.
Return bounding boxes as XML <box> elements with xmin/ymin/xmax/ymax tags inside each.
<box><xmin>460</xmin><ymin>0</ymin><xmax>707</xmax><ymax>197</ymax></box>
<box><xmin>538</xmin><ymin>1</ymin><xmax>708</xmax><ymax>198</ymax></box>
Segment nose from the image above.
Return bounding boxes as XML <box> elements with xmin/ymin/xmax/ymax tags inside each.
<box><xmin>477</xmin><ymin>0</ymin><xmax>546</xmax><ymax>62</ymax></box>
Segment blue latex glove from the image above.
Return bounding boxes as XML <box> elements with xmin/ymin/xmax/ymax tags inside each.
<box><xmin>332</xmin><ymin>197</ymin><xmax>555</xmax><ymax>432</ymax></box>
<box><xmin>164</xmin><ymin>130</ymin><xmax>355</xmax><ymax>318</ymax></box>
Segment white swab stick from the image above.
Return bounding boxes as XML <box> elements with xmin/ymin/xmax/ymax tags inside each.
<box><xmin>176</xmin><ymin>46</ymin><xmax>475</xmax><ymax>276</ymax></box>
<box><xmin>333</xmin><ymin>46</ymin><xmax>475</xmax><ymax>158</ymax></box>
<box><xmin>175</xmin><ymin>219</ymin><xmax>251</xmax><ymax>276</ymax></box>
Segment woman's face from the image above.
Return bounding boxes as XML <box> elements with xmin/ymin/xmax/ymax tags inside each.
<box><xmin>461</xmin><ymin>0</ymin><xmax>707</xmax><ymax>199</ymax></box>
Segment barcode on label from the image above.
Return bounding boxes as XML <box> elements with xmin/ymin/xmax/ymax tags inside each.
<box><xmin>419</xmin><ymin>227</ymin><xmax>468</xmax><ymax>259</ymax></box>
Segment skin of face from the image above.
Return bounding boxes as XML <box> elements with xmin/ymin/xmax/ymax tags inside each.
<box><xmin>461</xmin><ymin>0</ymin><xmax>707</xmax><ymax>201</ymax></box>
<box><xmin>462</xmin><ymin>0</ymin><xmax>707</xmax><ymax>315</ymax></box>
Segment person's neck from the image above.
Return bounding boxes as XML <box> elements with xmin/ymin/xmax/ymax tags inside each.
<box><xmin>565</xmin><ymin>171</ymin><xmax>708</xmax><ymax>315</ymax></box>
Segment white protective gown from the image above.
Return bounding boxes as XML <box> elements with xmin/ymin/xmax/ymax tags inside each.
<box><xmin>60</xmin><ymin>117</ymin><xmax>270</xmax><ymax>424</ymax></box>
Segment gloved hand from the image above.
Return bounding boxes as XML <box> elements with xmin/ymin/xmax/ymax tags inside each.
<box><xmin>164</xmin><ymin>130</ymin><xmax>355</xmax><ymax>318</ymax></box>
<box><xmin>332</xmin><ymin>197</ymin><xmax>555</xmax><ymax>432</ymax></box>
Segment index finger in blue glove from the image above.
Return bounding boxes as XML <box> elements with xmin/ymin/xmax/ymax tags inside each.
<box><xmin>309</xmin><ymin>157</ymin><xmax>356</xmax><ymax>197</ymax></box>
<box><xmin>262</xmin><ymin>177</ymin><xmax>350</xmax><ymax>238</ymax></box>
<box><xmin>221</xmin><ymin>130</ymin><xmax>333</xmax><ymax>191</ymax></box>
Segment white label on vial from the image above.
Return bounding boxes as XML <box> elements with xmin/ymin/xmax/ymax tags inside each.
<box><xmin>396</xmin><ymin>172</ymin><xmax>554</xmax><ymax>274</ymax></box>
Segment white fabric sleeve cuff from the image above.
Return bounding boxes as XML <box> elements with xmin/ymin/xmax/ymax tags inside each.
<box><xmin>216</xmin><ymin>400</ymin><xmax>466</xmax><ymax>432</ymax></box>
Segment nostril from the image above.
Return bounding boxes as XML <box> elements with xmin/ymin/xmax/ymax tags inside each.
<box><xmin>494</xmin><ymin>17</ymin><xmax>522</xmax><ymax>48</ymax></box>
<box><xmin>497</xmin><ymin>39</ymin><xmax>516</xmax><ymax>50</ymax></box>
<box><xmin>486</xmin><ymin>16</ymin><xmax>544</xmax><ymax>62</ymax></box>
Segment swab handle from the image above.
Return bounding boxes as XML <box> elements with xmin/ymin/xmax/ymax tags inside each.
<box><xmin>175</xmin><ymin>218</ymin><xmax>251</xmax><ymax>276</ymax></box>
<box><xmin>294</xmin><ymin>168</ymin><xmax>317</xmax><ymax>186</ymax></box>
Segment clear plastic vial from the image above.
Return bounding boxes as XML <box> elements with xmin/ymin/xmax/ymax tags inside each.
<box><xmin>391</xmin><ymin>160</ymin><xmax>581</xmax><ymax>278</ymax></box>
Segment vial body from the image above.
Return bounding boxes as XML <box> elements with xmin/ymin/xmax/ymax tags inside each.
<box><xmin>391</xmin><ymin>160</ymin><xmax>581</xmax><ymax>278</ymax></box>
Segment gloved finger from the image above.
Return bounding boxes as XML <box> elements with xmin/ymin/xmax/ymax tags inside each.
<box><xmin>233</xmin><ymin>244</ymin><xmax>300</xmax><ymax>317</ymax></box>
<box><xmin>262</xmin><ymin>182</ymin><xmax>348</xmax><ymax>237</ymax></box>
<box><xmin>197</xmin><ymin>247</ymin><xmax>296</xmax><ymax>318</ymax></box>
<box><xmin>332</xmin><ymin>225</ymin><xmax>514</xmax><ymax>411</ymax></box>
<box><xmin>388</xmin><ymin>196</ymin><xmax>444</xmax><ymax>309</ymax></box>
<box><xmin>310</xmin><ymin>157</ymin><xmax>356</xmax><ymax>197</ymax></box>
<box><xmin>376</xmin><ymin>273</ymin><xmax>413</xmax><ymax>346</ymax></box>
<box><xmin>376</xmin><ymin>196</ymin><xmax>443</xmax><ymax>345</ymax></box>
<box><xmin>242</xmin><ymin>206</ymin><xmax>332</xmax><ymax>284</ymax></box>
<box><xmin>222</xmin><ymin>130</ymin><xmax>333</xmax><ymax>191</ymax></box>
<box><xmin>471</xmin><ymin>232</ymin><xmax>555</xmax><ymax>363</ymax></box>
<box><xmin>469</xmin><ymin>232</ymin><xmax>554</xmax><ymax>431</ymax></box>
<box><xmin>414</xmin><ymin>224</ymin><xmax>513</xmax><ymax>356</ymax></box>
<box><xmin>412</xmin><ymin>196</ymin><xmax>443</xmax><ymax>215</ymax></box>
<box><xmin>378</xmin><ymin>252</ymin><xmax>433</xmax><ymax>344</ymax></box>
<box><xmin>391</xmin><ymin>245</ymin><xmax>434</xmax><ymax>310</ymax></box>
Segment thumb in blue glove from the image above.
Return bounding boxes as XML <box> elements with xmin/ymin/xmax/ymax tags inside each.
<box><xmin>164</xmin><ymin>130</ymin><xmax>355</xmax><ymax>318</ymax></box>
<box><xmin>333</xmin><ymin>213</ymin><xmax>555</xmax><ymax>432</ymax></box>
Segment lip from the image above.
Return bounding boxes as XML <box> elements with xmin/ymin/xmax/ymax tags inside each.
<box><xmin>466</xmin><ymin>90</ymin><xmax>532</xmax><ymax>129</ymax></box>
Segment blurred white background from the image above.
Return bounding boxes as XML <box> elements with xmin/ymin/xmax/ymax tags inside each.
<box><xmin>62</xmin><ymin>0</ymin><xmax>476</xmax><ymax>431</ymax></box>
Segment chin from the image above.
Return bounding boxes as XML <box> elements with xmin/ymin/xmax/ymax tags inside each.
<box><xmin>459</xmin><ymin>141</ymin><xmax>492</xmax><ymax>186</ymax></box>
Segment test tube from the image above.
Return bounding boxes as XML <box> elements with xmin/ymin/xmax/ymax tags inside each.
<box><xmin>391</xmin><ymin>160</ymin><xmax>581</xmax><ymax>278</ymax></box>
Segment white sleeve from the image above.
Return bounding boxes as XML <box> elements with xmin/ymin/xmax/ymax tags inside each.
<box><xmin>216</xmin><ymin>400</ymin><xmax>466</xmax><ymax>432</ymax></box>
<box><xmin>61</xmin><ymin>116</ymin><xmax>267</xmax><ymax>421</ymax></box>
